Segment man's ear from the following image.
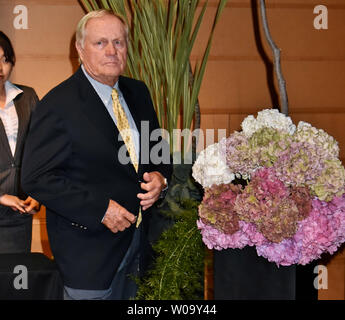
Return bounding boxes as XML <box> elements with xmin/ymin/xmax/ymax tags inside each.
<box><xmin>75</xmin><ymin>41</ymin><xmax>83</xmax><ymax>61</ymax></box>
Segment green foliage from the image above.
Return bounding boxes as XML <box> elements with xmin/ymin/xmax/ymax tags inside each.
<box><xmin>135</xmin><ymin>198</ymin><xmax>205</xmax><ymax>300</ymax></box>
<box><xmin>160</xmin><ymin>162</ymin><xmax>203</xmax><ymax>214</ymax></box>
<box><xmin>134</xmin><ymin>163</ymin><xmax>204</xmax><ymax>300</ymax></box>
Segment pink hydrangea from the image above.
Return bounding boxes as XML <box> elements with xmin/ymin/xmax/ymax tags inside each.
<box><xmin>234</xmin><ymin>168</ymin><xmax>302</xmax><ymax>243</ymax></box>
<box><xmin>273</xmin><ymin>141</ymin><xmax>324</xmax><ymax>187</ymax></box>
<box><xmin>221</xmin><ymin>131</ymin><xmax>257</xmax><ymax>176</ymax></box>
<box><xmin>255</xmin><ymin>194</ymin><xmax>345</xmax><ymax>266</ymax></box>
<box><xmin>197</xmin><ymin>219</ymin><xmax>267</xmax><ymax>250</ymax></box>
<box><xmin>199</xmin><ymin>184</ymin><xmax>242</xmax><ymax>235</ymax></box>
<box><xmin>196</xmin><ymin>109</ymin><xmax>345</xmax><ymax>266</ymax></box>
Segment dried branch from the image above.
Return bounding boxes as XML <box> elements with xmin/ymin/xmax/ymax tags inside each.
<box><xmin>259</xmin><ymin>0</ymin><xmax>289</xmax><ymax>115</ymax></box>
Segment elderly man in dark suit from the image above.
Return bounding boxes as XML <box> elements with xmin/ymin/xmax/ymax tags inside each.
<box><xmin>21</xmin><ymin>10</ymin><xmax>172</xmax><ymax>300</ymax></box>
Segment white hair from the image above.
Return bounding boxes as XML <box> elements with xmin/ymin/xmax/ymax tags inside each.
<box><xmin>76</xmin><ymin>9</ymin><xmax>129</xmax><ymax>48</ymax></box>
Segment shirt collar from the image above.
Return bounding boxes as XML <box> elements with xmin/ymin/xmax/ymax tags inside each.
<box><xmin>4</xmin><ymin>81</ymin><xmax>23</xmax><ymax>108</ymax></box>
<box><xmin>81</xmin><ymin>65</ymin><xmax>121</xmax><ymax>106</ymax></box>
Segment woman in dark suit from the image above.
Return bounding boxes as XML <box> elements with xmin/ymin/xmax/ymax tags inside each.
<box><xmin>0</xmin><ymin>31</ymin><xmax>40</xmax><ymax>253</ymax></box>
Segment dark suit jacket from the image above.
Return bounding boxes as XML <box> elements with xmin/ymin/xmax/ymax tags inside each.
<box><xmin>0</xmin><ymin>84</ymin><xmax>38</xmax><ymax>224</ymax></box>
<box><xmin>21</xmin><ymin>68</ymin><xmax>172</xmax><ymax>290</ymax></box>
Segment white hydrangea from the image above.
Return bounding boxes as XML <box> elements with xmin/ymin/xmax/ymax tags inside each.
<box><xmin>296</xmin><ymin>121</ymin><xmax>315</xmax><ymax>135</ymax></box>
<box><xmin>241</xmin><ymin>108</ymin><xmax>296</xmax><ymax>138</ymax></box>
<box><xmin>240</xmin><ymin>115</ymin><xmax>259</xmax><ymax>138</ymax></box>
<box><xmin>192</xmin><ymin>142</ymin><xmax>235</xmax><ymax>188</ymax></box>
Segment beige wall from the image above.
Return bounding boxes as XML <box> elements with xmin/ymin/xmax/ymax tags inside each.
<box><xmin>0</xmin><ymin>0</ymin><xmax>344</xmax><ymax>299</ymax></box>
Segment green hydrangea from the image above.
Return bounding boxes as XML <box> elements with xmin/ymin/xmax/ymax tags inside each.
<box><xmin>311</xmin><ymin>159</ymin><xmax>345</xmax><ymax>201</ymax></box>
<box><xmin>249</xmin><ymin>127</ymin><xmax>293</xmax><ymax>167</ymax></box>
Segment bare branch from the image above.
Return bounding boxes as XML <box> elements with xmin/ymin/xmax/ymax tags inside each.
<box><xmin>259</xmin><ymin>0</ymin><xmax>289</xmax><ymax>115</ymax></box>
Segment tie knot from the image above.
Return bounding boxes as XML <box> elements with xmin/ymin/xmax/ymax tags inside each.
<box><xmin>111</xmin><ymin>88</ymin><xmax>119</xmax><ymax>101</ymax></box>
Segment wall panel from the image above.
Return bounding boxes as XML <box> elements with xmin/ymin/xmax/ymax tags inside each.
<box><xmin>0</xmin><ymin>0</ymin><xmax>344</xmax><ymax>299</ymax></box>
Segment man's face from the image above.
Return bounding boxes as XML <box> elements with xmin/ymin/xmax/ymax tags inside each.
<box><xmin>76</xmin><ymin>14</ymin><xmax>127</xmax><ymax>86</ymax></box>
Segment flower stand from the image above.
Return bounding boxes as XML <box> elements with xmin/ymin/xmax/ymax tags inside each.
<box><xmin>213</xmin><ymin>246</ymin><xmax>318</xmax><ymax>300</ymax></box>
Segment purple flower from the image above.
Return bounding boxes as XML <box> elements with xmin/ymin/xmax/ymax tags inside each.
<box><xmin>197</xmin><ymin>219</ymin><xmax>267</xmax><ymax>250</ymax></box>
<box><xmin>255</xmin><ymin>194</ymin><xmax>345</xmax><ymax>265</ymax></box>
<box><xmin>234</xmin><ymin>168</ymin><xmax>301</xmax><ymax>243</ymax></box>
<box><xmin>196</xmin><ymin>109</ymin><xmax>345</xmax><ymax>266</ymax></box>
<box><xmin>199</xmin><ymin>184</ymin><xmax>242</xmax><ymax>235</ymax></box>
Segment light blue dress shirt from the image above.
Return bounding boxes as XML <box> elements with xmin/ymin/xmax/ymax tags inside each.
<box><xmin>81</xmin><ymin>65</ymin><xmax>140</xmax><ymax>159</ymax></box>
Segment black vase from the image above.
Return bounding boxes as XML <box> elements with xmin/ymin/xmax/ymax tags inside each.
<box><xmin>213</xmin><ymin>246</ymin><xmax>318</xmax><ymax>300</ymax></box>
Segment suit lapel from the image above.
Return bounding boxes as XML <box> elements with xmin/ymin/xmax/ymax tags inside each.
<box><xmin>119</xmin><ymin>77</ymin><xmax>142</xmax><ymax>136</ymax></box>
<box><xmin>75</xmin><ymin>68</ymin><xmax>138</xmax><ymax>177</ymax></box>
<box><xmin>13</xmin><ymin>92</ymin><xmax>30</xmax><ymax>161</ymax></box>
<box><xmin>119</xmin><ymin>77</ymin><xmax>143</xmax><ymax>175</ymax></box>
<box><xmin>0</xmin><ymin>118</ymin><xmax>13</xmax><ymax>160</ymax></box>
<box><xmin>75</xmin><ymin>68</ymin><xmax>119</xmax><ymax>148</ymax></box>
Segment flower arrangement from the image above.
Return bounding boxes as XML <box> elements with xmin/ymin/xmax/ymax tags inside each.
<box><xmin>192</xmin><ymin>109</ymin><xmax>345</xmax><ymax>266</ymax></box>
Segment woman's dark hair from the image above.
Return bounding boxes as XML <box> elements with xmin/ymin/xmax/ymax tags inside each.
<box><xmin>0</xmin><ymin>31</ymin><xmax>16</xmax><ymax>66</ymax></box>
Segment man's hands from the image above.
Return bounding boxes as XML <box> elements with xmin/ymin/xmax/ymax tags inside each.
<box><xmin>0</xmin><ymin>195</ymin><xmax>40</xmax><ymax>214</ymax></box>
<box><xmin>103</xmin><ymin>172</ymin><xmax>166</xmax><ymax>233</ymax></box>
<box><xmin>102</xmin><ymin>199</ymin><xmax>137</xmax><ymax>233</ymax></box>
<box><xmin>137</xmin><ymin>171</ymin><xmax>166</xmax><ymax>211</ymax></box>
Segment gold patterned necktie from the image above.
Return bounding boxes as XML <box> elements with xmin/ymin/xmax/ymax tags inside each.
<box><xmin>111</xmin><ymin>88</ymin><xmax>142</xmax><ymax>227</ymax></box>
